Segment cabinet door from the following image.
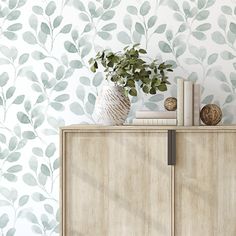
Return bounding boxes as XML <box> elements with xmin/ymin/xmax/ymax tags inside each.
<box><xmin>175</xmin><ymin>132</ymin><xmax>236</xmax><ymax>236</ymax></box>
<box><xmin>61</xmin><ymin>130</ymin><xmax>172</xmax><ymax>236</ymax></box>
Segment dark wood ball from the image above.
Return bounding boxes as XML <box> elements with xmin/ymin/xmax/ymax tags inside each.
<box><xmin>200</xmin><ymin>104</ymin><xmax>222</xmax><ymax>125</ymax></box>
<box><xmin>164</xmin><ymin>97</ymin><xmax>177</xmax><ymax>111</ymax></box>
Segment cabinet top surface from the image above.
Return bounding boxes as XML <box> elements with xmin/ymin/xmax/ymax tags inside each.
<box><xmin>61</xmin><ymin>124</ymin><xmax>236</xmax><ymax>131</ymax></box>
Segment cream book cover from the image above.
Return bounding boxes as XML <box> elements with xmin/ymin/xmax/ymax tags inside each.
<box><xmin>184</xmin><ymin>80</ymin><xmax>193</xmax><ymax>126</ymax></box>
<box><xmin>193</xmin><ymin>84</ymin><xmax>201</xmax><ymax>126</ymax></box>
<box><xmin>177</xmin><ymin>79</ymin><xmax>184</xmax><ymax>126</ymax></box>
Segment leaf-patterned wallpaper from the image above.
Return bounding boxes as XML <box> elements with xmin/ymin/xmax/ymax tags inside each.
<box><xmin>0</xmin><ymin>0</ymin><xmax>235</xmax><ymax>234</ymax></box>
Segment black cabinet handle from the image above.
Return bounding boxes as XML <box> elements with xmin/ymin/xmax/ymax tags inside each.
<box><xmin>168</xmin><ymin>130</ymin><xmax>176</xmax><ymax>165</ymax></box>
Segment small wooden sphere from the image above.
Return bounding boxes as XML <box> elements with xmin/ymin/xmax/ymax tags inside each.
<box><xmin>164</xmin><ymin>97</ymin><xmax>177</xmax><ymax>111</ymax></box>
<box><xmin>200</xmin><ymin>104</ymin><xmax>222</xmax><ymax>126</ymax></box>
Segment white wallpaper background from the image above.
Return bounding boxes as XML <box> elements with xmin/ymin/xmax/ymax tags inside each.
<box><xmin>0</xmin><ymin>0</ymin><xmax>236</xmax><ymax>235</ymax></box>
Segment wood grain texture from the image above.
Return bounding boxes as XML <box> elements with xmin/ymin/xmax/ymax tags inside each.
<box><xmin>61</xmin><ymin>125</ymin><xmax>236</xmax><ymax>132</ymax></box>
<box><xmin>61</xmin><ymin>130</ymin><xmax>172</xmax><ymax>236</ymax></box>
<box><xmin>175</xmin><ymin>132</ymin><xmax>236</xmax><ymax>236</ymax></box>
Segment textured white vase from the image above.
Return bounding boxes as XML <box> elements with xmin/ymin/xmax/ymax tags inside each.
<box><xmin>93</xmin><ymin>85</ymin><xmax>131</xmax><ymax>125</ymax></box>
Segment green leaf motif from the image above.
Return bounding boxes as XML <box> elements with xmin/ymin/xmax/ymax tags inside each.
<box><xmin>148</xmin><ymin>16</ymin><xmax>157</xmax><ymax>28</ymax></box>
<box><xmin>54</xmin><ymin>94</ymin><xmax>69</xmax><ymax>102</ymax></box>
<box><xmin>76</xmin><ymin>86</ymin><xmax>85</xmax><ymax>101</ymax></box>
<box><xmin>135</xmin><ymin>23</ymin><xmax>145</xmax><ymax>35</ymax></box>
<box><xmin>230</xmin><ymin>23</ymin><xmax>236</xmax><ymax>34</ymax></box>
<box><xmin>32</xmin><ymin>6</ymin><xmax>43</xmax><ymax>15</ymax></box>
<box><xmin>19</xmin><ymin>53</ymin><xmax>29</xmax><ymax>65</ymax></box>
<box><xmin>207</xmin><ymin>53</ymin><xmax>218</xmax><ymax>65</ymax></box>
<box><xmin>196</xmin><ymin>23</ymin><xmax>211</xmax><ymax>31</ymax></box>
<box><xmin>3</xmin><ymin>32</ymin><xmax>17</xmax><ymax>40</ymax></box>
<box><xmin>103</xmin><ymin>0</ymin><xmax>112</xmax><ymax>9</ymax></box>
<box><xmin>98</xmin><ymin>31</ymin><xmax>111</xmax><ymax>40</ymax></box>
<box><xmin>140</xmin><ymin>1</ymin><xmax>151</xmax><ymax>16</ymax></box>
<box><xmin>221</xmin><ymin>6</ymin><xmax>232</xmax><ymax>15</ymax></box>
<box><xmin>215</xmin><ymin>71</ymin><xmax>227</xmax><ymax>82</ymax></box>
<box><xmin>45</xmin><ymin>143</ymin><xmax>56</xmax><ymax>158</ymax></box>
<box><xmin>192</xmin><ymin>31</ymin><xmax>206</xmax><ymax>40</ymax></box>
<box><xmin>32</xmin><ymin>225</ymin><xmax>42</xmax><ymax>234</ymax></box>
<box><xmin>7</xmin><ymin>10</ymin><xmax>21</xmax><ymax>21</ymax></box>
<box><xmin>7</xmin><ymin>152</ymin><xmax>20</xmax><ymax>162</ymax></box>
<box><xmin>26</xmin><ymin>212</ymin><xmax>39</xmax><ymax>224</ymax></box>
<box><xmin>211</xmin><ymin>31</ymin><xmax>226</xmax><ymax>44</ymax></box>
<box><xmin>53</xmin><ymin>16</ymin><xmax>63</xmax><ymax>28</ymax></box>
<box><xmin>117</xmin><ymin>31</ymin><xmax>132</xmax><ymax>44</ymax></box>
<box><xmin>44</xmin><ymin>204</ymin><xmax>53</xmax><ymax>214</ymax></box>
<box><xmin>13</xmin><ymin>95</ymin><xmax>25</xmax><ymax>104</ymax></box>
<box><xmin>17</xmin><ymin>112</ymin><xmax>30</xmax><ymax>124</ymax></box>
<box><xmin>45</xmin><ymin>1</ymin><xmax>56</xmax><ymax>16</ymax></box>
<box><xmin>127</xmin><ymin>6</ymin><xmax>138</xmax><ymax>15</ymax></box>
<box><xmin>218</xmin><ymin>15</ymin><xmax>227</xmax><ymax>31</ymax></box>
<box><xmin>9</xmin><ymin>0</ymin><xmax>17</xmax><ymax>9</ymax></box>
<box><xmin>23</xmin><ymin>32</ymin><xmax>37</xmax><ymax>45</ymax></box>
<box><xmin>7</xmin><ymin>165</ymin><xmax>22</xmax><ymax>173</ymax></box>
<box><xmin>60</xmin><ymin>24</ymin><xmax>72</xmax><ymax>33</ymax></box>
<box><xmin>167</xmin><ymin>0</ymin><xmax>180</xmax><ymax>11</ymax></box>
<box><xmin>198</xmin><ymin>0</ymin><xmax>206</xmax><ymax>9</ymax></box>
<box><xmin>70</xmin><ymin>60</ymin><xmax>82</xmax><ymax>69</ymax></box>
<box><xmin>73</xmin><ymin>0</ymin><xmax>85</xmax><ymax>11</ymax></box>
<box><xmin>102</xmin><ymin>23</ymin><xmax>117</xmax><ymax>31</ymax></box>
<box><xmin>158</xmin><ymin>41</ymin><xmax>172</xmax><ymax>53</ymax></box>
<box><xmin>41</xmin><ymin>22</ymin><xmax>50</xmax><ymax>35</ymax></box>
<box><xmin>155</xmin><ymin>24</ymin><xmax>167</xmax><ymax>33</ymax></box>
<box><xmin>6</xmin><ymin>86</ymin><xmax>16</xmax><ymax>99</ymax></box>
<box><xmin>174</xmin><ymin>13</ymin><xmax>184</xmax><ymax>22</ymax></box>
<box><xmin>3</xmin><ymin>173</ymin><xmax>17</xmax><ymax>181</ymax></box>
<box><xmin>32</xmin><ymin>51</ymin><xmax>46</xmax><ymax>60</ymax></box>
<box><xmin>70</xmin><ymin>102</ymin><xmax>84</xmax><ymax>115</ymax></box>
<box><xmin>6</xmin><ymin>228</ymin><xmax>16</xmax><ymax>236</ymax></box>
<box><xmin>0</xmin><ymin>214</ymin><xmax>9</xmax><ymax>228</ymax></box>
<box><xmin>220</xmin><ymin>51</ymin><xmax>235</xmax><ymax>60</ymax></box>
<box><xmin>18</xmin><ymin>195</ymin><xmax>29</xmax><ymax>206</ymax></box>
<box><xmin>101</xmin><ymin>10</ymin><xmax>115</xmax><ymax>20</ymax></box>
<box><xmin>64</xmin><ymin>41</ymin><xmax>77</xmax><ymax>53</ymax></box>
<box><xmin>7</xmin><ymin>23</ymin><xmax>22</xmax><ymax>31</ymax></box>
<box><xmin>29</xmin><ymin>14</ymin><xmax>38</xmax><ymax>30</ymax></box>
<box><xmin>221</xmin><ymin>83</ymin><xmax>231</xmax><ymax>92</ymax></box>
<box><xmin>0</xmin><ymin>72</ymin><xmax>9</xmax><ymax>87</ymax></box>
<box><xmin>230</xmin><ymin>72</ymin><xmax>236</xmax><ymax>88</ymax></box>
<box><xmin>9</xmin><ymin>137</ymin><xmax>17</xmax><ymax>151</ymax></box>
<box><xmin>54</xmin><ymin>81</ymin><xmax>68</xmax><ymax>91</ymax></box>
<box><xmin>196</xmin><ymin>10</ymin><xmax>209</xmax><ymax>21</ymax></box>
<box><xmin>80</xmin><ymin>76</ymin><xmax>90</xmax><ymax>86</ymax></box>
<box><xmin>23</xmin><ymin>173</ymin><xmax>37</xmax><ymax>186</ymax></box>
<box><xmin>93</xmin><ymin>72</ymin><xmax>103</xmax><ymax>86</ymax></box>
<box><xmin>88</xmin><ymin>93</ymin><xmax>96</xmax><ymax>105</ymax></box>
<box><xmin>202</xmin><ymin>95</ymin><xmax>214</xmax><ymax>104</ymax></box>
<box><xmin>41</xmin><ymin>164</ymin><xmax>50</xmax><ymax>176</ymax></box>
<box><xmin>22</xmin><ymin>131</ymin><xmax>36</xmax><ymax>140</ymax></box>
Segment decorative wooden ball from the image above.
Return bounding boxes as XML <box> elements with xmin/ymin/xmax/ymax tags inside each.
<box><xmin>164</xmin><ymin>97</ymin><xmax>177</xmax><ymax>111</ymax></box>
<box><xmin>200</xmin><ymin>104</ymin><xmax>222</xmax><ymax>126</ymax></box>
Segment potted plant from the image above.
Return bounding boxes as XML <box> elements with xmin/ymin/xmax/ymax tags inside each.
<box><xmin>89</xmin><ymin>44</ymin><xmax>173</xmax><ymax>125</ymax></box>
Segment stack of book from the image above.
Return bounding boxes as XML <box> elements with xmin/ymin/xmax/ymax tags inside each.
<box><xmin>132</xmin><ymin>110</ymin><xmax>177</xmax><ymax>125</ymax></box>
<box><xmin>177</xmin><ymin>79</ymin><xmax>200</xmax><ymax>126</ymax></box>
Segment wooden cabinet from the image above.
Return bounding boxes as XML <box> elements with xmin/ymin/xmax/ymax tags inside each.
<box><xmin>60</xmin><ymin>126</ymin><xmax>236</xmax><ymax>236</ymax></box>
<box><xmin>175</xmin><ymin>131</ymin><xmax>236</xmax><ymax>236</ymax></box>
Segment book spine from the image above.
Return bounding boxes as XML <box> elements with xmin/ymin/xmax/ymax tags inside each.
<box><xmin>136</xmin><ymin>111</ymin><xmax>177</xmax><ymax>119</ymax></box>
<box><xmin>184</xmin><ymin>81</ymin><xmax>193</xmax><ymax>126</ymax></box>
<box><xmin>193</xmin><ymin>84</ymin><xmax>200</xmax><ymax>126</ymax></box>
<box><xmin>132</xmin><ymin>119</ymin><xmax>144</xmax><ymax>125</ymax></box>
<box><xmin>132</xmin><ymin>119</ymin><xmax>176</xmax><ymax>125</ymax></box>
<box><xmin>177</xmin><ymin>79</ymin><xmax>184</xmax><ymax>126</ymax></box>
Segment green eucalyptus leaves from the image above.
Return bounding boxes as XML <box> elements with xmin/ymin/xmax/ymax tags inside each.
<box><xmin>89</xmin><ymin>44</ymin><xmax>173</xmax><ymax>96</ymax></box>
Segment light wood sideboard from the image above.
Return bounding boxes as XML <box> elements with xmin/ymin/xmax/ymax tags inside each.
<box><xmin>60</xmin><ymin>125</ymin><xmax>236</xmax><ymax>236</ymax></box>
